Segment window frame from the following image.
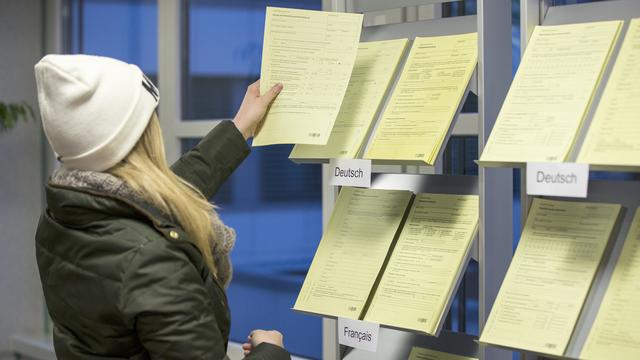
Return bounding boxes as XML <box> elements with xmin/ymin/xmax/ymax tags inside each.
<box><xmin>158</xmin><ymin>0</ymin><xmax>225</xmax><ymax>164</ymax></box>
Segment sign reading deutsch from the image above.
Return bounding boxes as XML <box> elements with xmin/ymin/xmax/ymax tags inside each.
<box><xmin>329</xmin><ymin>159</ymin><xmax>371</xmax><ymax>188</ymax></box>
<box><xmin>337</xmin><ymin>317</ymin><xmax>379</xmax><ymax>352</ymax></box>
<box><xmin>526</xmin><ymin>162</ymin><xmax>589</xmax><ymax>198</ymax></box>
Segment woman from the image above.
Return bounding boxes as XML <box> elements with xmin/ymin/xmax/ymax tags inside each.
<box><xmin>34</xmin><ymin>54</ymin><xmax>289</xmax><ymax>359</ymax></box>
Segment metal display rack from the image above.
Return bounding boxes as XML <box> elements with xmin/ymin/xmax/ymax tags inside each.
<box><xmin>491</xmin><ymin>1</ymin><xmax>640</xmax><ymax>359</ymax></box>
<box><xmin>316</xmin><ymin>1</ymin><xmax>513</xmax><ymax>359</ymax></box>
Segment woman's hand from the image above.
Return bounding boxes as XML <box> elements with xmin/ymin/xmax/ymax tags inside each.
<box><xmin>233</xmin><ymin>80</ymin><xmax>283</xmax><ymax>140</ymax></box>
<box><xmin>241</xmin><ymin>329</ymin><xmax>285</xmax><ymax>356</ymax></box>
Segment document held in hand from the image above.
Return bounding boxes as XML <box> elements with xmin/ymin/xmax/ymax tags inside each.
<box><xmin>290</xmin><ymin>39</ymin><xmax>408</xmax><ymax>160</ymax></box>
<box><xmin>364</xmin><ymin>32</ymin><xmax>477</xmax><ymax>165</ymax></box>
<box><xmin>253</xmin><ymin>7</ymin><xmax>363</xmax><ymax>146</ymax></box>
<box><xmin>480</xmin><ymin>198</ymin><xmax>621</xmax><ymax>356</ymax></box>
<box><xmin>294</xmin><ymin>188</ymin><xmax>479</xmax><ymax>336</ymax></box>
<box><xmin>578</xmin><ymin>19</ymin><xmax>640</xmax><ymax>168</ymax></box>
<box><xmin>479</xmin><ymin>21</ymin><xmax>622</xmax><ymax>165</ymax></box>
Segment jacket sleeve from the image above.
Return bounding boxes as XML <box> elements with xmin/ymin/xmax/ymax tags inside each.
<box><xmin>120</xmin><ymin>239</ymin><xmax>229</xmax><ymax>359</ymax></box>
<box><xmin>171</xmin><ymin>121</ymin><xmax>250</xmax><ymax>199</ymax></box>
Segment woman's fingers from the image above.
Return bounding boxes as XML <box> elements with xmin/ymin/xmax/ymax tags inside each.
<box><xmin>248</xmin><ymin>80</ymin><xmax>260</xmax><ymax>95</ymax></box>
<box><xmin>242</xmin><ymin>342</ymin><xmax>252</xmax><ymax>356</ymax></box>
<box><xmin>232</xmin><ymin>80</ymin><xmax>282</xmax><ymax>140</ymax></box>
<box><xmin>261</xmin><ymin>83</ymin><xmax>283</xmax><ymax>105</ymax></box>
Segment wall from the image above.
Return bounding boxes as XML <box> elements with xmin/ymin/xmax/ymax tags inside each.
<box><xmin>0</xmin><ymin>0</ymin><xmax>45</xmax><ymax>352</ymax></box>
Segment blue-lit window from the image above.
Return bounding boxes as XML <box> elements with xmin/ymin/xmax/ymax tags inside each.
<box><xmin>259</xmin><ymin>145</ymin><xmax>321</xmax><ymax>202</ymax></box>
<box><xmin>67</xmin><ymin>0</ymin><xmax>158</xmax><ymax>81</ymax></box>
<box><xmin>551</xmin><ymin>0</ymin><xmax>607</xmax><ymax>5</ymax></box>
<box><xmin>184</xmin><ymin>0</ymin><xmax>321</xmax><ymax>120</ymax></box>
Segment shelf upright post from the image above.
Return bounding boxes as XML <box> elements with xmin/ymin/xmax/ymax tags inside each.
<box><xmin>517</xmin><ymin>0</ymin><xmax>542</xmax><ymax>235</ymax></box>
<box><xmin>477</xmin><ymin>1</ymin><xmax>513</xmax><ymax>360</ymax></box>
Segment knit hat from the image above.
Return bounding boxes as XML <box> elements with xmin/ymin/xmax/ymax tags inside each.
<box><xmin>34</xmin><ymin>54</ymin><xmax>159</xmax><ymax>171</ymax></box>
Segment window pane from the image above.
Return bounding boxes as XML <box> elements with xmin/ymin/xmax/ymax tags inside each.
<box><xmin>183</xmin><ymin>0</ymin><xmax>321</xmax><ymax>120</ymax></box>
<box><xmin>67</xmin><ymin>0</ymin><xmax>158</xmax><ymax>81</ymax></box>
<box><xmin>259</xmin><ymin>145</ymin><xmax>322</xmax><ymax>202</ymax></box>
<box><xmin>181</xmin><ymin>138</ymin><xmax>323</xmax><ymax>359</ymax></box>
<box><xmin>551</xmin><ymin>0</ymin><xmax>606</xmax><ymax>5</ymax></box>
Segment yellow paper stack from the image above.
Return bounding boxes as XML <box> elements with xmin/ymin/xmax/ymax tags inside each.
<box><xmin>294</xmin><ymin>189</ymin><xmax>479</xmax><ymax>337</ymax></box>
<box><xmin>578</xmin><ymin>19</ymin><xmax>640</xmax><ymax>168</ymax></box>
<box><xmin>364</xmin><ymin>33</ymin><xmax>478</xmax><ymax>165</ymax></box>
<box><xmin>479</xmin><ymin>21</ymin><xmax>622</xmax><ymax>165</ymax></box>
<box><xmin>581</xmin><ymin>208</ymin><xmax>640</xmax><ymax>359</ymax></box>
<box><xmin>364</xmin><ymin>193</ymin><xmax>479</xmax><ymax>335</ymax></box>
<box><xmin>480</xmin><ymin>198</ymin><xmax>621</xmax><ymax>356</ymax></box>
<box><xmin>289</xmin><ymin>39</ymin><xmax>408</xmax><ymax>160</ymax></box>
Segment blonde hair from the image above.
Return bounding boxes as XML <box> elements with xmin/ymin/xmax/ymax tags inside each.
<box><xmin>109</xmin><ymin>112</ymin><xmax>217</xmax><ymax>274</ymax></box>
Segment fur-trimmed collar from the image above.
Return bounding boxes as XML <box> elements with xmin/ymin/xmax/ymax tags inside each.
<box><xmin>50</xmin><ymin>168</ymin><xmax>143</xmax><ymax>204</ymax></box>
<box><xmin>49</xmin><ymin>167</ymin><xmax>235</xmax><ymax>288</ymax></box>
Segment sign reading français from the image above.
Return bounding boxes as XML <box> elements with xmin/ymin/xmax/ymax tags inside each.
<box><xmin>526</xmin><ymin>162</ymin><xmax>589</xmax><ymax>198</ymax></box>
<box><xmin>329</xmin><ymin>159</ymin><xmax>371</xmax><ymax>188</ymax></box>
<box><xmin>337</xmin><ymin>317</ymin><xmax>379</xmax><ymax>352</ymax></box>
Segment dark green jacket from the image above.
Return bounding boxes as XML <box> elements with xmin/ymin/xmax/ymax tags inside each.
<box><xmin>36</xmin><ymin>121</ymin><xmax>291</xmax><ymax>360</ymax></box>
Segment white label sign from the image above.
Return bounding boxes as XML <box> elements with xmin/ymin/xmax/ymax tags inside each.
<box><xmin>337</xmin><ymin>317</ymin><xmax>379</xmax><ymax>352</ymax></box>
<box><xmin>329</xmin><ymin>159</ymin><xmax>371</xmax><ymax>188</ymax></box>
<box><xmin>526</xmin><ymin>162</ymin><xmax>589</xmax><ymax>198</ymax></box>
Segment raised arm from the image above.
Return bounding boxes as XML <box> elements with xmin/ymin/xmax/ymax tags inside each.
<box><xmin>171</xmin><ymin>80</ymin><xmax>283</xmax><ymax>199</ymax></box>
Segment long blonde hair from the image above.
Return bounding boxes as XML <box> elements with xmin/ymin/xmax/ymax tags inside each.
<box><xmin>109</xmin><ymin>112</ymin><xmax>217</xmax><ymax>274</ymax></box>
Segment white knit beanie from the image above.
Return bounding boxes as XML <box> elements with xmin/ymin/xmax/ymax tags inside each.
<box><xmin>34</xmin><ymin>54</ymin><xmax>159</xmax><ymax>171</ymax></box>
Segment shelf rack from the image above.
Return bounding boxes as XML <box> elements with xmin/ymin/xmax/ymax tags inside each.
<box><xmin>316</xmin><ymin>1</ymin><xmax>513</xmax><ymax>359</ymax></box>
<box><xmin>489</xmin><ymin>1</ymin><xmax>640</xmax><ymax>359</ymax></box>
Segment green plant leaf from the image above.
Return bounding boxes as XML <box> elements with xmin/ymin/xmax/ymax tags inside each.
<box><xmin>0</xmin><ymin>103</ymin><xmax>7</xmax><ymax>133</ymax></box>
<box><xmin>0</xmin><ymin>101</ymin><xmax>35</xmax><ymax>134</ymax></box>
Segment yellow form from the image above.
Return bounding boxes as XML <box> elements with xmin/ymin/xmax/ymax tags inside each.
<box><xmin>578</xmin><ymin>19</ymin><xmax>640</xmax><ymax>167</ymax></box>
<box><xmin>290</xmin><ymin>39</ymin><xmax>408</xmax><ymax>160</ymax></box>
<box><xmin>253</xmin><ymin>7</ymin><xmax>363</xmax><ymax>146</ymax></box>
<box><xmin>408</xmin><ymin>347</ymin><xmax>477</xmax><ymax>360</ymax></box>
<box><xmin>479</xmin><ymin>21</ymin><xmax>622</xmax><ymax>165</ymax></box>
<box><xmin>294</xmin><ymin>187</ymin><xmax>413</xmax><ymax>319</ymax></box>
<box><xmin>364</xmin><ymin>32</ymin><xmax>477</xmax><ymax>165</ymax></box>
<box><xmin>364</xmin><ymin>194</ymin><xmax>479</xmax><ymax>335</ymax></box>
<box><xmin>480</xmin><ymin>198</ymin><xmax>621</xmax><ymax>356</ymax></box>
<box><xmin>581</xmin><ymin>208</ymin><xmax>640</xmax><ymax>359</ymax></box>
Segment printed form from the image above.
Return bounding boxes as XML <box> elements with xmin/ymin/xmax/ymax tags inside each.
<box><xmin>480</xmin><ymin>198</ymin><xmax>620</xmax><ymax>356</ymax></box>
<box><xmin>578</xmin><ymin>19</ymin><xmax>640</xmax><ymax>167</ymax></box>
<box><xmin>582</xmin><ymin>207</ymin><xmax>640</xmax><ymax>359</ymax></box>
<box><xmin>479</xmin><ymin>21</ymin><xmax>622</xmax><ymax>165</ymax></box>
<box><xmin>364</xmin><ymin>194</ymin><xmax>479</xmax><ymax>335</ymax></box>
<box><xmin>290</xmin><ymin>39</ymin><xmax>408</xmax><ymax>159</ymax></box>
<box><xmin>364</xmin><ymin>32</ymin><xmax>477</xmax><ymax>165</ymax></box>
<box><xmin>293</xmin><ymin>187</ymin><xmax>413</xmax><ymax>319</ymax></box>
<box><xmin>253</xmin><ymin>7</ymin><xmax>363</xmax><ymax>146</ymax></box>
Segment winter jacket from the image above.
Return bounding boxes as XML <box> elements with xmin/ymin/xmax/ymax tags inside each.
<box><xmin>35</xmin><ymin>121</ymin><xmax>291</xmax><ymax>360</ymax></box>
